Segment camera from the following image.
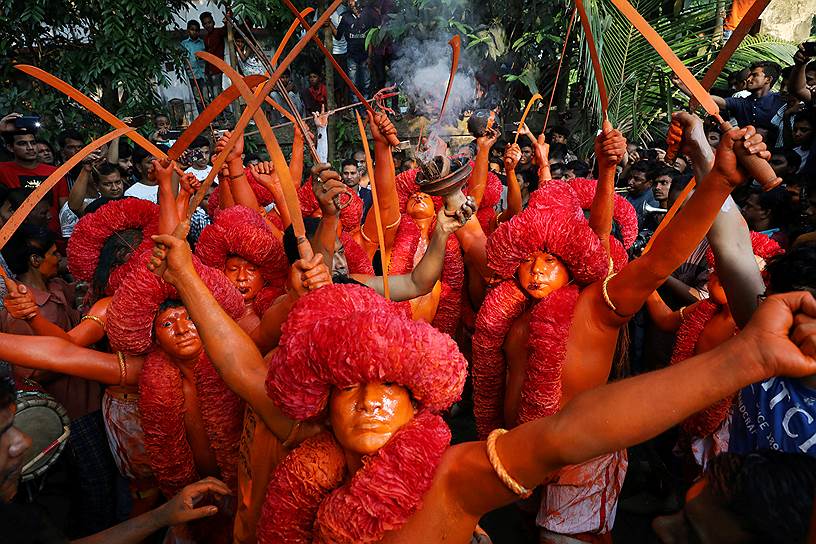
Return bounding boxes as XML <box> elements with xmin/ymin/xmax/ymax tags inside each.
<box><xmin>14</xmin><ymin>116</ymin><xmax>41</xmax><ymax>131</ymax></box>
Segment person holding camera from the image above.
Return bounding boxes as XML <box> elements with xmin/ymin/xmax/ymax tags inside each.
<box><xmin>0</xmin><ymin>113</ymin><xmax>69</xmax><ymax>235</ymax></box>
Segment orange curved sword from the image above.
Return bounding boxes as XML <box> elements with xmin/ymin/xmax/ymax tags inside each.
<box><xmin>514</xmin><ymin>93</ymin><xmax>543</xmax><ymax>144</ymax></box>
<box><xmin>16</xmin><ymin>65</ymin><xmax>166</xmax><ymax>159</ymax></box>
<box><xmin>196</xmin><ymin>50</ymin><xmax>311</xmax><ymax>254</ymax></box>
<box><xmin>278</xmin><ymin>0</ymin><xmax>401</xmax><ymax>147</ymax></box>
<box><xmin>697</xmin><ymin>0</ymin><xmax>771</xmax><ymax>104</ymax></box>
<box><xmin>176</xmin><ymin>0</ymin><xmax>343</xmax><ymax>254</ymax></box>
<box><xmin>574</xmin><ymin>0</ymin><xmax>609</xmax><ymax>124</ymax></box>
<box><xmin>355</xmin><ymin>110</ymin><xmax>389</xmax><ymax>299</ymax></box>
<box><xmin>270</xmin><ymin>7</ymin><xmax>315</xmax><ymax>66</ymax></box>
<box><xmin>0</xmin><ymin>127</ymin><xmax>133</xmax><ymax>250</ymax></box>
<box><xmin>438</xmin><ymin>35</ymin><xmax>461</xmax><ymax>123</ymax></box>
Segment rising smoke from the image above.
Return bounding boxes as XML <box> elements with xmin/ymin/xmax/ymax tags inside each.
<box><xmin>390</xmin><ymin>33</ymin><xmax>476</xmax><ymax>128</ymax></box>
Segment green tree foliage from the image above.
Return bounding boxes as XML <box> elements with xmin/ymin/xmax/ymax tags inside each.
<box><xmin>0</xmin><ymin>0</ymin><xmax>197</xmax><ymax>137</ymax></box>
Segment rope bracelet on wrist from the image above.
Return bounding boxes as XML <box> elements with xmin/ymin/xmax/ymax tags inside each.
<box><xmin>486</xmin><ymin>429</ymin><xmax>533</xmax><ymax>498</ymax></box>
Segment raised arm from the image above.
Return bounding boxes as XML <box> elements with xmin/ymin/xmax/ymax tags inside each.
<box><xmin>362</xmin><ymin>112</ymin><xmax>400</xmax><ymax>255</ymax></box>
<box><xmin>251</xmin><ymin>162</ymin><xmax>291</xmax><ymax>228</ymax></box>
<box><xmin>355</xmin><ymin>204</ymin><xmax>471</xmax><ymax>301</ymax></box>
<box><xmin>589</xmin><ymin>127</ymin><xmax>626</xmax><ymax>253</ymax></box>
<box><xmin>451</xmin><ymin>290</ymin><xmax>816</xmax><ymax>516</ymax></box>
<box><xmin>217</xmin><ymin>131</ymin><xmax>259</xmax><ymax>210</ymax></box>
<box><xmin>469</xmin><ymin>121</ymin><xmax>499</xmax><ymax>207</ymax></box>
<box><xmin>674</xmin><ymin>111</ymin><xmax>764</xmax><ymax>328</ymax></box>
<box><xmin>310</xmin><ymin>164</ymin><xmax>346</xmax><ymax>271</ymax></box>
<box><xmin>148</xmin><ymin>233</ymin><xmax>326</xmax><ymax>442</ymax></box>
<box><xmin>645</xmin><ymin>290</ymin><xmax>695</xmax><ymax>332</ymax></box>
<box><xmin>68</xmin><ymin>159</ymin><xmax>95</xmax><ymax>216</ymax></box>
<box><xmin>605</xmin><ymin>125</ymin><xmax>776</xmax><ymax>319</ymax></box>
<box><xmin>790</xmin><ymin>44</ymin><xmax>813</xmax><ymax>103</ymax></box>
<box><xmin>154</xmin><ymin>158</ymin><xmax>180</xmax><ymax>235</ymax></box>
<box><xmin>497</xmin><ymin>144</ymin><xmax>522</xmax><ymax>223</ymax></box>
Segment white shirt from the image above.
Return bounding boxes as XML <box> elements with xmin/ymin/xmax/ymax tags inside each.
<box><xmin>185</xmin><ymin>165</ymin><xmax>213</xmax><ymax>183</ymax></box>
<box><xmin>124</xmin><ymin>182</ymin><xmax>159</xmax><ymax>203</ymax></box>
<box><xmin>59</xmin><ymin>199</ymin><xmax>94</xmax><ymax>237</ymax></box>
<box><xmin>330</xmin><ymin>6</ymin><xmax>348</xmax><ymax>55</ymax></box>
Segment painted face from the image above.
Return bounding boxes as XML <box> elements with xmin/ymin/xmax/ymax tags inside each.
<box><xmin>60</xmin><ymin>138</ymin><xmax>83</xmax><ymax>162</ymax></box>
<box><xmin>341</xmin><ymin>164</ymin><xmax>360</xmax><ymax>188</ymax></box>
<box><xmin>652</xmin><ymin>175</ymin><xmax>673</xmax><ymax>202</ymax></box>
<box><xmin>652</xmin><ymin>478</ymin><xmax>754</xmax><ymax>543</ymax></box>
<box><xmin>627</xmin><ymin>170</ymin><xmax>651</xmax><ymax>195</ymax></box>
<box><xmin>10</xmin><ymin>134</ymin><xmax>37</xmax><ymax>162</ymax></box>
<box><xmin>406</xmin><ymin>192</ymin><xmax>435</xmax><ymax>221</ymax></box>
<box><xmin>793</xmin><ymin>119</ymin><xmax>813</xmax><ymax>147</ymax></box>
<box><xmin>0</xmin><ymin>404</ymin><xmax>32</xmax><ymax>504</ymax></box>
<box><xmin>223</xmin><ymin>256</ymin><xmax>264</xmax><ymax>302</ymax></box>
<box><xmin>329</xmin><ymin>383</ymin><xmax>415</xmax><ymax>456</ymax></box>
<box><xmin>36</xmin><ymin>143</ymin><xmax>53</xmax><ymax>165</ymax></box>
<box><xmin>154</xmin><ymin>306</ymin><xmax>202</xmax><ymax>360</ymax></box>
<box><xmin>517</xmin><ymin>251</ymin><xmax>570</xmax><ymax>299</ymax></box>
<box><xmin>98</xmin><ymin>171</ymin><xmax>124</xmax><ymax>199</ymax></box>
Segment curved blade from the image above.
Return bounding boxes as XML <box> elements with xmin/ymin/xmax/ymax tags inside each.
<box><xmin>15</xmin><ymin>65</ymin><xmax>166</xmax><ymax>158</ymax></box>
<box><xmin>271</xmin><ymin>7</ymin><xmax>315</xmax><ymax>66</ymax></box>
<box><xmin>196</xmin><ymin>51</ymin><xmax>308</xmax><ymax>242</ymax></box>
<box><xmin>699</xmin><ymin>0</ymin><xmax>771</xmax><ymax>93</ymax></box>
<box><xmin>168</xmin><ymin>73</ymin><xmax>266</xmax><ymax>159</ymax></box>
<box><xmin>514</xmin><ymin>93</ymin><xmax>543</xmax><ymax>144</ymax></box>
<box><xmin>355</xmin><ymin>110</ymin><xmax>389</xmax><ymax>299</ymax></box>
<box><xmin>605</xmin><ymin>0</ymin><xmax>720</xmax><ymax>116</ymax></box>
<box><xmin>438</xmin><ymin>35</ymin><xmax>461</xmax><ymax>123</ymax></box>
<box><xmin>0</xmin><ymin>127</ymin><xmax>133</xmax><ymax>249</ymax></box>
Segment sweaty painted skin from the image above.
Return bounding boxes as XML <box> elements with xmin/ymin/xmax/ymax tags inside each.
<box><xmin>150</xmin><ymin>122</ymin><xmax>786</xmax><ymax>543</ymax></box>
<box><xmin>404</xmin><ymin>192</ymin><xmax>443</xmax><ymax>324</ymax></box>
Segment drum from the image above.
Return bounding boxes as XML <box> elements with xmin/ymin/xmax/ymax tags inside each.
<box><xmin>15</xmin><ymin>389</ymin><xmax>71</xmax><ymax>482</ymax></box>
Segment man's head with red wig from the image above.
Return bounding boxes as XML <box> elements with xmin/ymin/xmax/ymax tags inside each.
<box><xmin>195</xmin><ymin>205</ymin><xmax>289</xmax><ymax>315</ymax></box>
<box><xmin>67</xmin><ymin>197</ymin><xmax>159</xmax><ymax>300</ymax></box>
<box><xmin>266</xmin><ymin>284</ymin><xmax>466</xmax><ymax>425</ymax></box>
<box><xmin>106</xmin><ymin>252</ymin><xmax>243</xmax><ymax>355</ymax></box>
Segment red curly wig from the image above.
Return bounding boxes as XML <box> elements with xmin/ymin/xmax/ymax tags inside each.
<box><xmin>259</xmin><ymin>284</ymin><xmax>465</xmax><ymax>543</ymax></box>
<box><xmin>103</xmin><ymin>254</ymin><xmax>245</xmax><ymax>503</ymax></box>
<box><xmin>673</xmin><ymin>232</ymin><xmax>783</xmax><ymax>439</ymax></box>
<box><xmin>106</xmin><ymin>252</ymin><xmax>244</xmax><ymax>355</ymax></box>
<box><xmin>194</xmin><ymin>205</ymin><xmax>289</xmax><ymax>316</ymax></box>
<box><xmin>67</xmin><ymin>198</ymin><xmax>159</xmax><ymax>295</ymax></box>
<box><xmin>473</xmin><ymin>180</ymin><xmax>616</xmax><ymax>438</ymax></box>
<box><xmin>566</xmin><ymin>177</ymin><xmax>639</xmax><ymax>271</ymax></box>
<box><xmin>387</xmin><ymin>214</ymin><xmax>463</xmax><ymax>335</ymax></box>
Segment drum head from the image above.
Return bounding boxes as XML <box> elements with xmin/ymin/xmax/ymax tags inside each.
<box><xmin>15</xmin><ymin>392</ymin><xmax>70</xmax><ymax>482</ymax></box>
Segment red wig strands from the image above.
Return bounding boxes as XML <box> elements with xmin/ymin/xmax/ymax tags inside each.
<box><xmin>194</xmin><ymin>205</ymin><xmax>289</xmax><ymax>314</ymax></box>
<box><xmin>67</xmin><ymin>198</ymin><xmax>159</xmax><ymax>293</ymax></box>
<box><xmin>298</xmin><ymin>175</ymin><xmax>364</xmax><ymax>233</ymax></box>
<box><xmin>388</xmin><ymin>215</ymin><xmax>464</xmax><ymax>335</ymax></box>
